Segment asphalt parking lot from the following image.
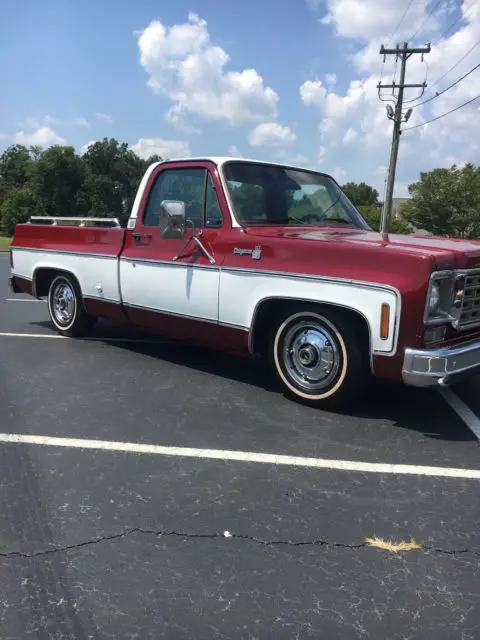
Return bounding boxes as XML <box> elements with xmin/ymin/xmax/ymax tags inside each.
<box><xmin>1</xmin><ymin>253</ymin><xmax>480</xmax><ymax>639</ymax></box>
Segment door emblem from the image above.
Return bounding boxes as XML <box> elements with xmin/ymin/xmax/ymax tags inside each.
<box><xmin>233</xmin><ymin>246</ymin><xmax>262</xmax><ymax>260</ymax></box>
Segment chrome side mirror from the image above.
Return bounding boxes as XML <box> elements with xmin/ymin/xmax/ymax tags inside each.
<box><xmin>159</xmin><ymin>200</ymin><xmax>186</xmax><ymax>239</ymax></box>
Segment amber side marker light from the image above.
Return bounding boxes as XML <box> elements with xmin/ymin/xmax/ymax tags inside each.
<box><xmin>380</xmin><ymin>303</ymin><xmax>390</xmax><ymax>340</ymax></box>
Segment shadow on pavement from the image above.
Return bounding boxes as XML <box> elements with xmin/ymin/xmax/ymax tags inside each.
<box><xmin>31</xmin><ymin>319</ymin><xmax>477</xmax><ymax>444</ymax></box>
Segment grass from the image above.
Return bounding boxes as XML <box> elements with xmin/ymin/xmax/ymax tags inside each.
<box><xmin>365</xmin><ymin>536</ymin><xmax>422</xmax><ymax>553</ymax></box>
<box><xmin>0</xmin><ymin>236</ymin><xmax>12</xmax><ymax>252</ymax></box>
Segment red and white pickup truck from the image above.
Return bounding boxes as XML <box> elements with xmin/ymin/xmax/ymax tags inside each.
<box><xmin>9</xmin><ymin>156</ymin><xmax>480</xmax><ymax>407</ymax></box>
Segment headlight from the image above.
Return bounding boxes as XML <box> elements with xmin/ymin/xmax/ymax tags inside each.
<box><xmin>428</xmin><ymin>282</ymin><xmax>440</xmax><ymax>313</ymax></box>
<box><xmin>424</xmin><ymin>272</ymin><xmax>455</xmax><ymax>325</ymax></box>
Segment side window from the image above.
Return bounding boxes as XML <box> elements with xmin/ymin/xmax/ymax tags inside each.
<box><xmin>205</xmin><ymin>174</ymin><xmax>223</xmax><ymax>228</ymax></box>
<box><xmin>227</xmin><ymin>180</ymin><xmax>267</xmax><ymax>223</ymax></box>
<box><xmin>143</xmin><ymin>168</ymin><xmax>207</xmax><ymax>227</ymax></box>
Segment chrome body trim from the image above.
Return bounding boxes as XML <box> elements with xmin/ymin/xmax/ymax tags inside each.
<box><xmin>29</xmin><ymin>216</ymin><xmax>121</xmax><ymax>227</ymax></box>
<box><xmin>11</xmin><ymin>246</ymin><xmax>119</xmax><ymax>260</ymax></box>
<box><xmin>12</xmin><ymin>245</ymin><xmax>401</xmax><ymax>297</ymax></box>
<box><xmin>402</xmin><ymin>340</ymin><xmax>480</xmax><ymax>387</ymax></box>
<box><xmin>83</xmin><ymin>295</ymin><xmax>121</xmax><ymax>305</ymax></box>
<box><xmin>123</xmin><ymin>301</ymin><xmax>248</xmax><ymax>331</ymax></box>
<box><xmin>120</xmin><ymin>256</ymin><xmax>218</xmax><ymax>270</ymax></box>
<box><xmin>11</xmin><ymin>247</ymin><xmax>401</xmax><ymax>357</ymax></box>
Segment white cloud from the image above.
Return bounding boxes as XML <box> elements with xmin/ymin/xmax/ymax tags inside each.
<box><xmin>320</xmin><ymin>0</ymin><xmax>431</xmax><ymax>40</ymax></box>
<box><xmin>330</xmin><ymin>167</ymin><xmax>348</xmax><ymax>183</ymax></box>
<box><xmin>269</xmin><ymin>147</ymin><xmax>310</xmax><ymax>166</ymax></box>
<box><xmin>300</xmin><ymin>80</ymin><xmax>326</xmax><ymax>107</ymax></box>
<box><xmin>15</xmin><ymin>127</ymin><xmax>66</xmax><ymax>148</ymax></box>
<box><xmin>325</xmin><ymin>73</ymin><xmax>337</xmax><ymax>86</ymax></box>
<box><xmin>95</xmin><ymin>112</ymin><xmax>113</xmax><ymax>124</ymax></box>
<box><xmin>283</xmin><ymin>153</ymin><xmax>310</xmax><ymax>166</ymax></box>
<box><xmin>19</xmin><ymin>115</ymin><xmax>57</xmax><ymax>129</ymax></box>
<box><xmin>317</xmin><ymin>145</ymin><xmax>328</xmax><ymax>165</ymax></box>
<box><xmin>80</xmin><ymin>140</ymin><xmax>97</xmax><ymax>155</ymax></box>
<box><xmin>301</xmin><ymin>0</ymin><xmax>480</xmax><ymax>195</ymax></box>
<box><xmin>249</xmin><ymin>122</ymin><xmax>296</xmax><ymax>147</ymax></box>
<box><xmin>228</xmin><ymin>144</ymin><xmax>243</xmax><ymax>157</ymax></box>
<box><xmin>129</xmin><ymin>137</ymin><xmax>191</xmax><ymax>160</ymax></box>
<box><xmin>342</xmin><ymin>127</ymin><xmax>357</xmax><ymax>144</ymax></box>
<box><xmin>136</xmin><ymin>12</ymin><xmax>279</xmax><ymax>127</ymax></box>
<box><xmin>75</xmin><ymin>117</ymin><xmax>89</xmax><ymax>127</ymax></box>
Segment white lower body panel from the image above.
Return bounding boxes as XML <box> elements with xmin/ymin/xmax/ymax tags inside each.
<box><xmin>11</xmin><ymin>249</ymin><xmax>121</xmax><ymax>302</ymax></box>
<box><xmin>119</xmin><ymin>260</ymin><xmax>220</xmax><ymax>322</ymax></box>
<box><xmin>218</xmin><ymin>269</ymin><xmax>399</xmax><ymax>354</ymax></box>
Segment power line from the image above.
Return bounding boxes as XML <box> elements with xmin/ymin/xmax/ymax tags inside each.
<box><xmin>403</xmin><ymin>94</ymin><xmax>479</xmax><ymax>130</ymax></box>
<box><xmin>432</xmin><ymin>0</ymin><xmax>477</xmax><ymax>45</ymax></box>
<box><xmin>431</xmin><ymin>37</ymin><xmax>480</xmax><ymax>86</ymax></box>
<box><xmin>412</xmin><ymin>62</ymin><xmax>480</xmax><ymax>107</ymax></box>
<box><xmin>409</xmin><ymin>0</ymin><xmax>444</xmax><ymax>41</ymax></box>
<box><xmin>390</xmin><ymin>0</ymin><xmax>416</xmax><ymax>41</ymax></box>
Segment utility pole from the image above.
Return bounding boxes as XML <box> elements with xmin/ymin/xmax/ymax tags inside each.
<box><xmin>378</xmin><ymin>42</ymin><xmax>430</xmax><ymax>234</ymax></box>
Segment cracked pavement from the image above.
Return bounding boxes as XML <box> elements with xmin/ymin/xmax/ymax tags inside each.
<box><xmin>1</xmin><ymin>256</ymin><xmax>480</xmax><ymax>638</ymax></box>
<box><xmin>1</xmin><ymin>526</ymin><xmax>480</xmax><ymax>559</ymax></box>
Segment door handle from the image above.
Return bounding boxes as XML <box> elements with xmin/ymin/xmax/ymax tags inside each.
<box><xmin>132</xmin><ymin>232</ymin><xmax>152</xmax><ymax>245</ymax></box>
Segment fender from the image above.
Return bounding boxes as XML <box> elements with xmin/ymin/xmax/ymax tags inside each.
<box><xmin>218</xmin><ymin>268</ymin><xmax>401</xmax><ymax>356</ymax></box>
<box><xmin>12</xmin><ymin>247</ymin><xmax>121</xmax><ymax>305</ymax></box>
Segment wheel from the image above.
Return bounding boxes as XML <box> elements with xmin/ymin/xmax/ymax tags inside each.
<box><xmin>47</xmin><ymin>274</ymin><xmax>96</xmax><ymax>337</ymax></box>
<box><xmin>270</xmin><ymin>306</ymin><xmax>370</xmax><ymax>408</ymax></box>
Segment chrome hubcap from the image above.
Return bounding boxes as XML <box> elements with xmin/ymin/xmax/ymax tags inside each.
<box><xmin>282</xmin><ymin>320</ymin><xmax>340</xmax><ymax>393</ymax></box>
<box><xmin>52</xmin><ymin>283</ymin><xmax>75</xmax><ymax>325</ymax></box>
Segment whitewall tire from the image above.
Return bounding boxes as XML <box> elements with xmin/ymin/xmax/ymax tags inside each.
<box><xmin>270</xmin><ymin>306</ymin><xmax>370</xmax><ymax>408</ymax></box>
<box><xmin>47</xmin><ymin>274</ymin><xmax>96</xmax><ymax>337</ymax></box>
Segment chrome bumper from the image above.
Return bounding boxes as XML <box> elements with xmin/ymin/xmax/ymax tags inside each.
<box><xmin>402</xmin><ymin>340</ymin><xmax>480</xmax><ymax>387</ymax></box>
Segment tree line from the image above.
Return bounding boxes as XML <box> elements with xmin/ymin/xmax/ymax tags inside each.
<box><xmin>0</xmin><ymin>138</ymin><xmax>162</xmax><ymax>235</ymax></box>
<box><xmin>342</xmin><ymin>163</ymin><xmax>480</xmax><ymax>238</ymax></box>
<box><xmin>0</xmin><ymin>137</ymin><xmax>478</xmax><ymax>238</ymax></box>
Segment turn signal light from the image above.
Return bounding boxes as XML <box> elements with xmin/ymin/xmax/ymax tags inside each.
<box><xmin>380</xmin><ymin>303</ymin><xmax>390</xmax><ymax>340</ymax></box>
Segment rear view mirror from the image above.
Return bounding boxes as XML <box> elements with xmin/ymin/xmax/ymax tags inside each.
<box><xmin>159</xmin><ymin>200</ymin><xmax>186</xmax><ymax>239</ymax></box>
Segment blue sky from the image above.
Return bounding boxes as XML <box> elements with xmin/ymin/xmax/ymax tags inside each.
<box><xmin>1</xmin><ymin>0</ymin><xmax>479</xmax><ymax>196</ymax></box>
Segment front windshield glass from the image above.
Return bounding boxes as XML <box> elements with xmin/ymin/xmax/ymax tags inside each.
<box><xmin>223</xmin><ymin>161</ymin><xmax>371</xmax><ymax>229</ymax></box>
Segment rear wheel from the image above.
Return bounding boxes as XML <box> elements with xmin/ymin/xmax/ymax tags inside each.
<box><xmin>47</xmin><ymin>274</ymin><xmax>96</xmax><ymax>337</ymax></box>
<box><xmin>270</xmin><ymin>306</ymin><xmax>370</xmax><ymax>408</ymax></box>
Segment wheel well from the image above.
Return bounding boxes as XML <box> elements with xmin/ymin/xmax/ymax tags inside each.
<box><xmin>33</xmin><ymin>268</ymin><xmax>81</xmax><ymax>298</ymax></box>
<box><xmin>250</xmin><ymin>298</ymin><xmax>371</xmax><ymax>358</ymax></box>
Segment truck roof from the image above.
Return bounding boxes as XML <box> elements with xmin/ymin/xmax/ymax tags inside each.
<box><xmin>128</xmin><ymin>155</ymin><xmax>332</xmax><ymax>227</ymax></box>
<box><xmin>152</xmin><ymin>156</ymin><xmax>316</xmax><ymax>173</ymax></box>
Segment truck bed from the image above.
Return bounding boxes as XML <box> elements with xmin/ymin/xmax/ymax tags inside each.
<box><xmin>10</xmin><ymin>221</ymin><xmax>127</xmax><ymax>302</ymax></box>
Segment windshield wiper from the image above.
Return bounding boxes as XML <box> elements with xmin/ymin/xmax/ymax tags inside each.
<box><xmin>318</xmin><ymin>218</ymin><xmax>354</xmax><ymax>226</ymax></box>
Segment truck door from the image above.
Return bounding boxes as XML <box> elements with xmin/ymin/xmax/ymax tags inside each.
<box><xmin>120</xmin><ymin>161</ymin><xmax>227</xmax><ymax>337</ymax></box>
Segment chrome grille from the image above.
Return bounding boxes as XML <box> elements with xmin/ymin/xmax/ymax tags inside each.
<box><xmin>459</xmin><ymin>272</ymin><xmax>480</xmax><ymax>327</ymax></box>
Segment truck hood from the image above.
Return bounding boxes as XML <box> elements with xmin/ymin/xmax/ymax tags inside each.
<box><xmin>244</xmin><ymin>226</ymin><xmax>480</xmax><ymax>270</ymax></box>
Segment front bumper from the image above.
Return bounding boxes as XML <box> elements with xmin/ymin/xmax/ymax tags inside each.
<box><xmin>402</xmin><ymin>340</ymin><xmax>480</xmax><ymax>387</ymax></box>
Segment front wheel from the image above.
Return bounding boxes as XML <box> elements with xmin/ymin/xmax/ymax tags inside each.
<box><xmin>47</xmin><ymin>274</ymin><xmax>96</xmax><ymax>337</ymax></box>
<box><xmin>270</xmin><ymin>307</ymin><xmax>370</xmax><ymax>408</ymax></box>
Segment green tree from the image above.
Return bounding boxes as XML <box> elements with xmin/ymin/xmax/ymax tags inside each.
<box><xmin>0</xmin><ymin>145</ymin><xmax>34</xmax><ymax>197</ymax></box>
<box><xmin>0</xmin><ymin>186</ymin><xmax>44</xmax><ymax>235</ymax></box>
<box><xmin>342</xmin><ymin>182</ymin><xmax>379</xmax><ymax>207</ymax></box>
<box><xmin>401</xmin><ymin>163</ymin><xmax>480</xmax><ymax>238</ymax></box>
<box><xmin>79</xmin><ymin>138</ymin><xmax>161</xmax><ymax>224</ymax></box>
<box><xmin>29</xmin><ymin>145</ymin><xmax>85</xmax><ymax>217</ymax></box>
<box><xmin>358</xmin><ymin>204</ymin><xmax>412</xmax><ymax>234</ymax></box>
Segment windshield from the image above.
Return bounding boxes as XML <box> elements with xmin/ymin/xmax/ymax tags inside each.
<box><xmin>222</xmin><ymin>161</ymin><xmax>371</xmax><ymax>230</ymax></box>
